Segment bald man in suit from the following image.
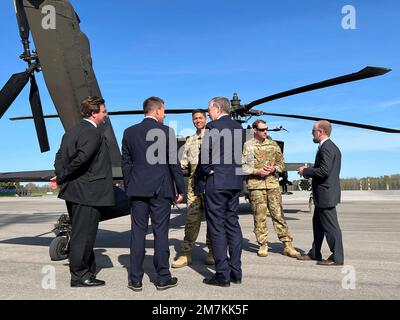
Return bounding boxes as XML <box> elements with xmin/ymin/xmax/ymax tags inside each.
<box><xmin>298</xmin><ymin>120</ymin><xmax>344</xmax><ymax>266</ymax></box>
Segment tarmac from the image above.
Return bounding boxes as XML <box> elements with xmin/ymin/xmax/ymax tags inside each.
<box><xmin>0</xmin><ymin>191</ymin><xmax>399</xmax><ymax>300</ymax></box>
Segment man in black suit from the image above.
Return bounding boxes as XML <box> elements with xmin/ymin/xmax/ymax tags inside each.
<box><xmin>197</xmin><ymin>97</ymin><xmax>244</xmax><ymax>287</ymax></box>
<box><xmin>122</xmin><ymin>96</ymin><xmax>185</xmax><ymax>291</ymax></box>
<box><xmin>52</xmin><ymin>96</ymin><xmax>115</xmax><ymax>287</ymax></box>
<box><xmin>297</xmin><ymin>120</ymin><xmax>344</xmax><ymax>266</ymax></box>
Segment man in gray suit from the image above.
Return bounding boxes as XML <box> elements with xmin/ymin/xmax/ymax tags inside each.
<box><xmin>297</xmin><ymin>120</ymin><xmax>344</xmax><ymax>266</ymax></box>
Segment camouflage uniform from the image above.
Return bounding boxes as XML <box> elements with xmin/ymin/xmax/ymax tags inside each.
<box><xmin>180</xmin><ymin>132</ymin><xmax>212</xmax><ymax>255</ymax></box>
<box><xmin>242</xmin><ymin>138</ymin><xmax>293</xmax><ymax>245</ymax></box>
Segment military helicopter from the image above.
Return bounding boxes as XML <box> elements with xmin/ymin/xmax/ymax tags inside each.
<box><xmin>0</xmin><ymin>0</ymin><xmax>399</xmax><ymax>260</ymax></box>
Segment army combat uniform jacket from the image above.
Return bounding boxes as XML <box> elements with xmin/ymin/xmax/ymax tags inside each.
<box><xmin>242</xmin><ymin>138</ymin><xmax>284</xmax><ymax>189</ymax></box>
<box><xmin>181</xmin><ymin>132</ymin><xmax>203</xmax><ymax>179</ymax></box>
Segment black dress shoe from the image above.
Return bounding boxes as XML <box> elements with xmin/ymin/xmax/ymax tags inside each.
<box><xmin>71</xmin><ymin>277</ymin><xmax>105</xmax><ymax>287</ymax></box>
<box><xmin>203</xmin><ymin>276</ymin><xmax>230</xmax><ymax>287</ymax></box>
<box><xmin>155</xmin><ymin>277</ymin><xmax>178</xmax><ymax>290</ymax></box>
<box><xmin>128</xmin><ymin>281</ymin><xmax>143</xmax><ymax>292</ymax></box>
<box><xmin>230</xmin><ymin>277</ymin><xmax>242</xmax><ymax>284</ymax></box>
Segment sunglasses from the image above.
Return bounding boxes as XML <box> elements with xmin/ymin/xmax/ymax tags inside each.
<box><xmin>255</xmin><ymin>127</ymin><xmax>268</xmax><ymax>132</ymax></box>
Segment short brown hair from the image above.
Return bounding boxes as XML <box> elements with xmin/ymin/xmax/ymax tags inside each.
<box><xmin>80</xmin><ymin>96</ymin><xmax>105</xmax><ymax>118</ymax></box>
<box><xmin>317</xmin><ymin>120</ymin><xmax>332</xmax><ymax>136</ymax></box>
<box><xmin>252</xmin><ymin>119</ymin><xmax>267</xmax><ymax>129</ymax></box>
<box><xmin>192</xmin><ymin>109</ymin><xmax>206</xmax><ymax>117</ymax></box>
<box><xmin>143</xmin><ymin>96</ymin><xmax>164</xmax><ymax>114</ymax></box>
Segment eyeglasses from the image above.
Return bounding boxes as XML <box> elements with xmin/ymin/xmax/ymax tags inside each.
<box><xmin>312</xmin><ymin>129</ymin><xmax>321</xmax><ymax>132</ymax></box>
<box><xmin>255</xmin><ymin>127</ymin><xmax>268</xmax><ymax>132</ymax></box>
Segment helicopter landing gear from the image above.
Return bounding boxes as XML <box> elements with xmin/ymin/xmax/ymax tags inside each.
<box><xmin>49</xmin><ymin>213</ymin><xmax>71</xmax><ymax>261</ymax></box>
<box><xmin>49</xmin><ymin>236</ymin><xmax>69</xmax><ymax>261</ymax></box>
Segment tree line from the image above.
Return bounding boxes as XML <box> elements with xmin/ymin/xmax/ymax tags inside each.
<box><xmin>292</xmin><ymin>174</ymin><xmax>400</xmax><ymax>191</ymax></box>
<box><xmin>0</xmin><ymin>182</ymin><xmax>54</xmax><ymax>195</ymax></box>
<box><xmin>2</xmin><ymin>174</ymin><xmax>400</xmax><ymax>194</ymax></box>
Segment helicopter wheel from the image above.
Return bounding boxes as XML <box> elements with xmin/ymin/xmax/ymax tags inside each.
<box><xmin>49</xmin><ymin>236</ymin><xmax>69</xmax><ymax>261</ymax></box>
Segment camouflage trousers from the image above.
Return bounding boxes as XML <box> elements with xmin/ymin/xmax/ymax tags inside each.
<box><xmin>180</xmin><ymin>188</ymin><xmax>212</xmax><ymax>255</ymax></box>
<box><xmin>249</xmin><ymin>188</ymin><xmax>292</xmax><ymax>245</ymax></box>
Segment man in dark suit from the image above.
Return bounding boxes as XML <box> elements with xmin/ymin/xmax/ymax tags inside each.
<box><xmin>52</xmin><ymin>96</ymin><xmax>115</xmax><ymax>287</ymax></box>
<box><xmin>197</xmin><ymin>96</ymin><xmax>244</xmax><ymax>287</ymax></box>
<box><xmin>122</xmin><ymin>96</ymin><xmax>185</xmax><ymax>291</ymax></box>
<box><xmin>297</xmin><ymin>120</ymin><xmax>344</xmax><ymax>266</ymax></box>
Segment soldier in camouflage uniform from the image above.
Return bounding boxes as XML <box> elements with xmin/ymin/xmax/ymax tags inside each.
<box><xmin>242</xmin><ymin>119</ymin><xmax>300</xmax><ymax>258</ymax></box>
<box><xmin>172</xmin><ymin>110</ymin><xmax>214</xmax><ymax>268</ymax></box>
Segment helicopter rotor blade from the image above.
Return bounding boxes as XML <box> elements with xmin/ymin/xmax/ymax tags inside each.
<box><xmin>14</xmin><ymin>0</ymin><xmax>30</xmax><ymax>41</ymax></box>
<box><xmin>0</xmin><ymin>72</ymin><xmax>30</xmax><ymax>119</ymax></box>
<box><xmin>108</xmin><ymin>109</ymin><xmax>204</xmax><ymax>115</ymax></box>
<box><xmin>9</xmin><ymin>108</ymin><xmax>203</xmax><ymax>120</ymax></box>
<box><xmin>259</xmin><ymin>111</ymin><xmax>400</xmax><ymax>133</ymax></box>
<box><xmin>244</xmin><ymin>66</ymin><xmax>391</xmax><ymax>111</ymax></box>
<box><xmin>29</xmin><ymin>75</ymin><xmax>50</xmax><ymax>152</ymax></box>
<box><xmin>10</xmin><ymin>114</ymin><xmax>58</xmax><ymax>121</ymax></box>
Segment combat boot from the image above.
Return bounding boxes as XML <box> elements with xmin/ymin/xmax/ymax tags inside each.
<box><xmin>283</xmin><ymin>241</ymin><xmax>300</xmax><ymax>258</ymax></box>
<box><xmin>172</xmin><ymin>254</ymin><xmax>192</xmax><ymax>268</ymax></box>
<box><xmin>257</xmin><ymin>244</ymin><xmax>268</xmax><ymax>257</ymax></box>
<box><xmin>205</xmin><ymin>251</ymin><xmax>215</xmax><ymax>265</ymax></box>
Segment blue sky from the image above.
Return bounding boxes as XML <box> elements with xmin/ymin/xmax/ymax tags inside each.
<box><xmin>0</xmin><ymin>0</ymin><xmax>399</xmax><ymax>181</ymax></box>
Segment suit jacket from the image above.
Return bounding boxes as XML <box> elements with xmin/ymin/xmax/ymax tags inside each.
<box><xmin>303</xmin><ymin>139</ymin><xmax>341</xmax><ymax>208</ymax></box>
<box><xmin>121</xmin><ymin>117</ymin><xmax>185</xmax><ymax>198</ymax></box>
<box><xmin>54</xmin><ymin>120</ymin><xmax>115</xmax><ymax>207</ymax></box>
<box><xmin>196</xmin><ymin>115</ymin><xmax>243</xmax><ymax>191</ymax></box>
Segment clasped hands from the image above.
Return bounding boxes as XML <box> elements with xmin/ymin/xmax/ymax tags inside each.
<box><xmin>256</xmin><ymin>165</ymin><xmax>275</xmax><ymax>177</ymax></box>
<box><xmin>49</xmin><ymin>176</ymin><xmax>59</xmax><ymax>190</ymax></box>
